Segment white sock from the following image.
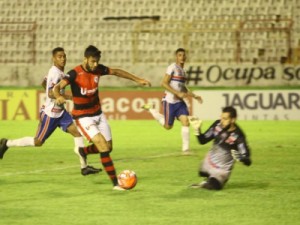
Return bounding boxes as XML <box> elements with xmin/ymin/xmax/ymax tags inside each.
<box><xmin>149</xmin><ymin>109</ymin><xmax>165</xmax><ymax>126</ymax></box>
<box><xmin>181</xmin><ymin>126</ymin><xmax>190</xmax><ymax>151</ymax></box>
<box><xmin>74</xmin><ymin>137</ymin><xmax>87</xmax><ymax>169</ymax></box>
<box><xmin>6</xmin><ymin>137</ymin><xmax>35</xmax><ymax>147</ymax></box>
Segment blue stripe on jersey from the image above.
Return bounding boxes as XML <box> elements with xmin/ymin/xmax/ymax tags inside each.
<box><xmin>171</xmin><ymin>78</ymin><xmax>185</xmax><ymax>83</ymax></box>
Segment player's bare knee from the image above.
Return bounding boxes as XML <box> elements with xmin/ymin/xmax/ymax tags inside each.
<box><xmin>67</xmin><ymin>124</ymin><xmax>81</xmax><ymax>137</ymax></box>
<box><xmin>107</xmin><ymin>141</ymin><xmax>113</xmax><ymax>152</ymax></box>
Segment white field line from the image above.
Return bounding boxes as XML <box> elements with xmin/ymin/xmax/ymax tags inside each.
<box><xmin>0</xmin><ymin>152</ymin><xmax>186</xmax><ymax>177</ymax></box>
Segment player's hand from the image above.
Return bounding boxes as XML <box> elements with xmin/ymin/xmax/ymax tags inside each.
<box><xmin>177</xmin><ymin>92</ymin><xmax>188</xmax><ymax>99</ymax></box>
<box><xmin>55</xmin><ymin>96</ymin><xmax>66</xmax><ymax>105</ymax></box>
<box><xmin>188</xmin><ymin>116</ymin><xmax>202</xmax><ymax>135</ymax></box>
<box><xmin>231</xmin><ymin>150</ymin><xmax>242</xmax><ymax>161</ymax></box>
<box><xmin>194</xmin><ymin>95</ymin><xmax>203</xmax><ymax>104</ymax></box>
<box><xmin>231</xmin><ymin>150</ymin><xmax>252</xmax><ymax>166</ymax></box>
<box><xmin>138</xmin><ymin>79</ymin><xmax>151</xmax><ymax>87</ymax></box>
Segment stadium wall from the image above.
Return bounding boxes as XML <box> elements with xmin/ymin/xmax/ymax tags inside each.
<box><xmin>1</xmin><ymin>0</ymin><xmax>300</xmax><ymax>88</ymax></box>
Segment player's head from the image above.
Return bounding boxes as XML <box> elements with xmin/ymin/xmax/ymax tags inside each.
<box><xmin>83</xmin><ymin>45</ymin><xmax>101</xmax><ymax>72</ymax></box>
<box><xmin>220</xmin><ymin>106</ymin><xmax>237</xmax><ymax>130</ymax></box>
<box><xmin>175</xmin><ymin>48</ymin><xmax>186</xmax><ymax>65</ymax></box>
<box><xmin>52</xmin><ymin>47</ymin><xmax>66</xmax><ymax>71</ymax></box>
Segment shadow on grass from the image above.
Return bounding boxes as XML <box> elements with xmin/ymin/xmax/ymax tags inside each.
<box><xmin>163</xmin><ymin>181</ymin><xmax>271</xmax><ymax>200</ymax></box>
<box><xmin>226</xmin><ymin>181</ymin><xmax>270</xmax><ymax>190</ymax></box>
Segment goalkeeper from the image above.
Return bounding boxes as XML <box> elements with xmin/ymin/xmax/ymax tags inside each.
<box><xmin>189</xmin><ymin>106</ymin><xmax>252</xmax><ymax>190</ymax></box>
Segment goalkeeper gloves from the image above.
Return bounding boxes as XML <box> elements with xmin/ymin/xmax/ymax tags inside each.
<box><xmin>231</xmin><ymin>150</ymin><xmax>242</xmax><ymax>161</ymax></box>
<box><xmin>231</xmin><ymin>150</ymin><xmax>252</xmax><ymax>166</ymax></box>
<box><xmin>188</xmin><ymin>116</ymin><xmax>202</xmax><ymax>135</ymax></box>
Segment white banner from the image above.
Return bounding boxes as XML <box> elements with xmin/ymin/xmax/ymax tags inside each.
<box><xmin>1</xmin><ymin>63</ymin><xmax>300</xmax><ymax>87</ymax></box>
<box><xmin>186</xmin><ymin>64</ymin><xmax>300</xmax><ymax>86</ymax></box>
<box><xmin>192</xmin><ymin>90</ymin><xmax>300</xmax><ymax>120</ymax></box>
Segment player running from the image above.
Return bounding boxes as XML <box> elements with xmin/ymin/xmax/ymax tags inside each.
<box><xmin>142</xmin><ymin>48</ymin><xmax>202</xmax><ymax>155</ymax></box>
<box><xmin>189</xmin><ymin>106</ymin><xmax>252</xmax><ymax>190</ymax></box>
<box><xmin>53</xmin><ymin>45</ymin><xmax>151</xmax><ymax>190</ymax></box>
<box><xmin>0</xmin><ymin>47</ymin><xmax>100</xmax><ymax>176</ymax></box>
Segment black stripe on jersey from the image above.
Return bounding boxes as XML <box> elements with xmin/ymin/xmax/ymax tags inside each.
<box><xmin>72</xmin><ymin>109</ymin><xmax>103</xmax><ymax>119</ymax></box>
<box><xmin>73</xmin><ymin>96</ymin><xmax>100</xmax><ymax>110</ymax></box>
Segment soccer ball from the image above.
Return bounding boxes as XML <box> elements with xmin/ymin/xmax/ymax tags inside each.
<box><xmin>117</xmin><ymin>170</ymin><xmax>137</xmax><ymax>190</ymax></box>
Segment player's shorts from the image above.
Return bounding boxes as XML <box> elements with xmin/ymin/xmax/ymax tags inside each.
<box><xmin>35</xmin><ymin>110</ymin><xmax>73</xmax><ymax>143</ymax></box>
<box><xmin>199</xmin><ymin>152</ymin><xmax>232</xmax><ymax>187</ymax></box>
<box><xmin>162</xmin><ymin>100</ymin><xmax>189</xmax><ymax>126</ymax></box>
<box><xmin>74</xmin><ymin>113</ymin><xmax>112</xmax><ymax>142</ymax></box>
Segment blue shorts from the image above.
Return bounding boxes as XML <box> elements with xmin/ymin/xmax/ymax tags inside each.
<box><xmin>35</xmin><ymin>110</ymin><xmax>73</xmax><ymax>143</ymax></box>
<box><xmin>163</xmin><ymin>101</ymin><xmax>189</xmax><ymax>126</ymax></box>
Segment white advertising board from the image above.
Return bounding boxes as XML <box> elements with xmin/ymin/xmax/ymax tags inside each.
<box><xmin>192</xmin><ymin>90</ymin><xmax>300</xmax><ymax>120</ymax></box>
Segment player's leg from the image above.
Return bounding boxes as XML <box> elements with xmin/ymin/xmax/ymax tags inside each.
<box><xmin>178</xmin><ymin>114</ymin><xmax>190</xmax><ymax>154</ymax></box>
<box><xmin>190</xmin><ymin>153</ymin><xmax>229</xmax><ymax>190</ymax></box>
<box><xmin>201</xmin><ymin>169</ymin><xmax>229</xmax><ymax>190</ymax></box>
<box><xmin>79</xmin><ymin>113</ymin><xmax>112</xmax><ymax>175</ymax></box>
<box><xmin>176</xmin><ymin>102</ymin><xmax>190</xmax><ymax>154</ymax></box>
<box><xmin>75</xmin><ymin>115</ymin><xmax>124</xmax><ymax>190</ymax></box>
<box><xmin>94</xmin><ymin>114</ymin><xmax>120</xmax><ymax>188</ymax></box>
<box><xmin>92</xmin><ymin>134</ymin><xmax>122</xmax><ymax>190</ymax></box>
<box><xmin>78</xmin><ymin>113</ymin><xmax>113</xmax><ymax>155</ymax></box>
<box><xmin>67</xmin><ymin>123</ymin><xmax>101</xmax><ymax>175</ymax></box>
<box><xmin>142</xmin><ymin>103</ymin><xmax>166</xmax><ymax>127</ymax></box>
<box><xmin>190</xmin><ymin>153</ymin><xmax>211</xmax><ymax>188</ymax></box>
<box><xmin>0</xmin><ymin>112</ymin><xmax>55</xmax><ymax>159</ymax></box>
<box><xmin>60</xmin><ymin>111</ymin><xmax>101</xmax><ymax>175</ymax></box>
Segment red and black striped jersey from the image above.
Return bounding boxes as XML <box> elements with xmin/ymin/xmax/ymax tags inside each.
<box><xmin>63</xmin><ymin>64</ymin><xmax>111</xmax><ymax>119</ymax></box>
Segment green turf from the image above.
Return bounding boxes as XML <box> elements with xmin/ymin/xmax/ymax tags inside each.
<box><xmin>0</xmin><ymin>120</ymin><xmax>299</xmax><ymax>225</ymax></box>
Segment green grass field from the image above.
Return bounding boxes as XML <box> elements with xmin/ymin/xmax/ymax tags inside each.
<box><xmin>0</xmin><ymin>120</ymin><xmax>299</xmax><ymax>225</ymax></box>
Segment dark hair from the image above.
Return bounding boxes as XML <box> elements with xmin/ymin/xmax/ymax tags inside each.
<box><xmin>175</xmin><ymin>48</ymin><xmax>186</xmax><ymax>54</ymax></box>
<box><xmin>52</xmin><ymin>47</ymin><xmax>64</xmax><ymax>56</ymax></box>
<box><xmin>222</xmin><ymin>106</ymin><xmax>237</xmax><ymax>118</ymax></box>
<box><xmin>84</xmin><ymin>45</ymin><xmax>101</xmax><ymax>58</ymax></box>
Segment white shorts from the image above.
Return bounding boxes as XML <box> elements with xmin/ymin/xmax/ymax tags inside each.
<box><xmin>74</xmin><ymin>113</ymin><xmax>112</xmax><ymax>142</ymax></box>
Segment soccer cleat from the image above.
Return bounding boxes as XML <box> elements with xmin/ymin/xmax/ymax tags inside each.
<box><xmin>189</xmin><ymin>181</ymin><xmax>208</xmax><ymax>189</ymax></box>
<box><xmin>201</xmin><ymin>181</ymin><xmax>215</xmax><ymax>190</ymax></box>
<box><xmin>141</xmin><ymin>103</ymin><xmax>152</xmax><ymax>111</ymax></box>
<box><xmin>81</xmin><ymin>165</ymin><xmax>102</xmax><ymax>176</ymax></box>
<box><xmin>112</xmin><ymin>185</ymin><xmax>126</xmax><ymax>191</ymax></box>
<box><xmin>0</xmin><ymin>138</ymin><xmax>8</xmax><ymax>159</ymax></box>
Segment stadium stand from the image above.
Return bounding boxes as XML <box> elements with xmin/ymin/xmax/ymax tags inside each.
<box><xmin>0</xmin><ymin>0</ymin><xmax>299</xmax><ymax>85</ymax></box>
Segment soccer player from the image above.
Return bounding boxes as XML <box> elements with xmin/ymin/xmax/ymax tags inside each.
<box><xmin>189</xmin><ymin>106</ymin><xmax>252</xmax><ymax>190</ymax></box>
<box><xmin>52</xmin><ymin>45</ymin><xmax>151</xmax><ymax>191</ymax></box>
<box><xmin>0</xmin><ymin>47</ymin><xmax>100</xmax><ymax>176</ymax></box>
<box><xmin>142</xmin><ymin>48</ymin><xmax>202</xmax><ymax>155</ymax></box>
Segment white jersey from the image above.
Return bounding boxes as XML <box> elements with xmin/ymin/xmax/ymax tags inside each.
<box><xmin>164</xmin><ymin>63</ymin><xmax>187</xmax><ymax>103</ymax></box>
<box><xmin>43</xmin><ymin>66</ymin><xmax>66</xmax><ymax>118</ymax></box>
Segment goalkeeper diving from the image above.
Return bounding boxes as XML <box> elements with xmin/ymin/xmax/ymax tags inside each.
<box><xmin>189</xmin><ymin>106</ymin><xmax>252</xmax><ymax>190</ymax></box>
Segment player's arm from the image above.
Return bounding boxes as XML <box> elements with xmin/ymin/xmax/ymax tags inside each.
<box><xmin>53</xmin><ymin>79</ymin><xmax>69</xmax><ymax>105</ymax></box>
<box><xmin>185</xmin><ymin>86</ymin><xmax>203</xmax><ymax>103</ymax></box>
<box><xmin>41</xmin><ymin>78</ymin><xmax>47</xmax><ymax>90</ymax></box>
<box><xmin>109</xmin><ymin>68</ymin><xmax>151</xmax><ymax>87</ymax></box>
<box><xmin>196</xmin><ymin>120</ymin><xmax>219</xmax><ymax>145</ymax></box>
<box><xmin>231</xmin><ymin>137</ymin><xmax>252</xmax><ymax>166</ymax></box>
<box><xmin>48</xmin><ymin>86</ymin><xmax>72</xmax><ymax>100</ymax></box>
